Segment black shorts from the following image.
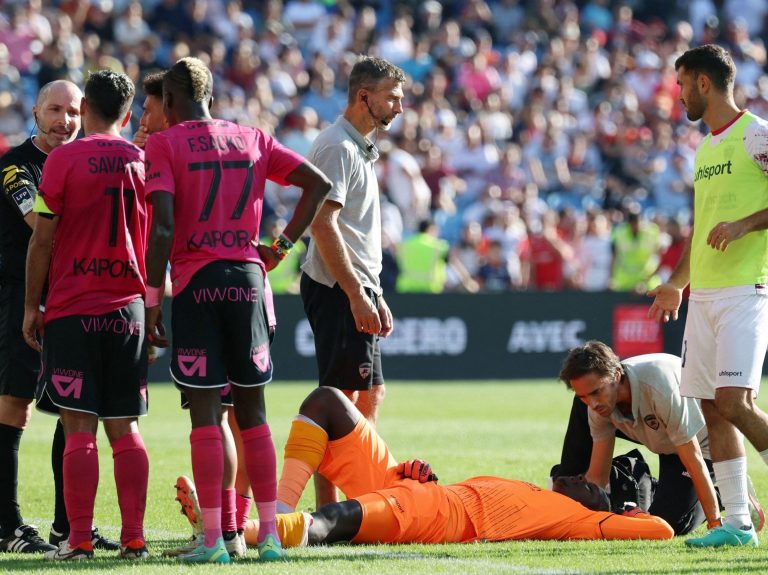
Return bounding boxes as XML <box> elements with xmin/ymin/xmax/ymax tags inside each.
<box><xmin>0</xmin><ymin>282</ymin><xmax>40</xmax><ymax>399</ymax></box>
<box><xmin>300</xmin><ymin>274</ymin><xmax>384</xmax><ymax>391</ymax></box>
<box><xmin>180</xmin><ymin>385</ymin><xmax>233</xmax><ymax>409</ymax></box>
<box><xmin>36</xmin><ymin>300</ymin><xmax>148</xmax><ymax>418</ymax></box>
<box><xmin>171</xmin><ymin>261</ymin><xmax>273</xmax><ymax>390</ymax></box>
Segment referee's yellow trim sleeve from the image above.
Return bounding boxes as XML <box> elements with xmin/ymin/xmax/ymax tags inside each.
<box><xmin>33</xmin><ymin>194</ymin><xmax>53</xmax><ymax>215</ymax></box>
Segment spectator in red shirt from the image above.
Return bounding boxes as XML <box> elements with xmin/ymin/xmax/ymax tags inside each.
<box><xmin>520</xmin><ymin>211</ymin><xmax>574</xmax><ymax>291</ymax></box>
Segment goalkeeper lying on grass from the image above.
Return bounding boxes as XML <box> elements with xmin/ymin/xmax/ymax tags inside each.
<box><xmin>246</xmin><ymin>387</ymin><xmax>673</xmax><ymax>546</ymax></box>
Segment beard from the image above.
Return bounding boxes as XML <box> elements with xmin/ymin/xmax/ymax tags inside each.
<box><xmin>684</xmin><ymin>91</ymin><xmax>706</xmax><ymax>122</ymax></box>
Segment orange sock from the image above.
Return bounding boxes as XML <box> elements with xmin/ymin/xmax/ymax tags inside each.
<box><xmin>277</xmin><ymin>418</ymin><xmax>328</xmax><ymax>509</ymax></box>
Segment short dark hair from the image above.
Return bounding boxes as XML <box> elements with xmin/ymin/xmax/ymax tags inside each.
<box><xmin>348</xmin><ymin>55</ymin><xmax>406</xmax><ymax>103</ymax></box>
<box><xmin>559</xmin><ymin>341</ymin><xmax>622</xmax><ymax>389</ymax></box>
<box><xmin>84</xmin><ymin>69</ymin><xmax>135</xmax><ymax>124</ymax></box>
<box><xmin>675</xmin><ymin>44</ymin><xmax>736</xmax><ymax>92</ymax></box>
<box><xmin>165</xmin><ymin>57</ymin><xmax>212</xmax><ymax>103</ymax></box>
<box><xmin>143</xmin><ymin>71</ymin><xmax>165</xmax><ymax>98</ymax></box>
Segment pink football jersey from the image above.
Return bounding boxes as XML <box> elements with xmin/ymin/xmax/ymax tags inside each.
<box><xmin>144</xmin><ymin>119</ymin><xmax>304</xmax><ymax>294</ymax></box>
<box><xmin>37</xmin><ymin>134</ymin><xmax>148</xmax><ymax>323</ymax></box>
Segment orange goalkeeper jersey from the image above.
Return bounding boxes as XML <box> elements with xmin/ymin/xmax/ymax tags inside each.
<box><xmin>354</xmin><ymin>476</ymin><xmax>674</xmax><ymax>544</ymax></box>
<box><xmin>318</xmin><ymin>417</ymin><xmax>400</xmax><ymax>498</ymax></box>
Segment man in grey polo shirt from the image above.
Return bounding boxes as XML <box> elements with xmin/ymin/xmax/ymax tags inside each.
<box><xmin>298</xmin><ymin>56</ymin><xmax>405</xmax><ymax>509</ymax></box>
<box><xmin>554</xmin><ymin>340</ymin><xmax>738</xmax><ymax>535</ymax></box>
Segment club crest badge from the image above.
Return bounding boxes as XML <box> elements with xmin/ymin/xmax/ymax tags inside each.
<box><xmin>644</xmin><ymin>414</ymin><xmax>660</xmax><ymax>430</ymax></box>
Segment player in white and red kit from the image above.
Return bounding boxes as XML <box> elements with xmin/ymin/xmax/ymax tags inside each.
<box><xmin>22</xmin><ymin>70</ymin><xmax>150</xmax><ymax>561</ymax></box>
<box><xmin>143</xmin><ymin>57</ymin><xmax>330</xmax><ymax>563</ymax></box>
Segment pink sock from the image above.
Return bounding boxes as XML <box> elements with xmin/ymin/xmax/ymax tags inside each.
<box><xmin>112</xmin><ymin>433</ymin><xmax>148</xmax><ymax>544</ymax></box>
<box><xmin>221</xmin><ymin>488</ymin><xmax>236</xmax><ymax>532</ymax></box>
<box><xmin>236</xmin><ymin>494</ymin><xmax>252</xmax><ymax>532</ymax></box>
<box><xmin>190</xmin><ymin>426</ymin><xmax>223</xmax><ymax>547</ymax></box>
<box><xmin>240</xmin><ymin>424</ymin><xmax>278</xmax><ymax>542</ymax></box>
<box><xmin>64</xmin><ymin>432</ymin><xmax>98</xmax><ymax>546</ymax></box>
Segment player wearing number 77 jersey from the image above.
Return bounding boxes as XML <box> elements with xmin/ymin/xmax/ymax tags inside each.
<box><xmin>23</xmin><ymin>69</ymin><xmax>151</xmax><ymax>561</ymax></box>
<box><xmin>143</xmin><ymin>57</ymin><xmax>331</xmax><ymax>564</ymax></box>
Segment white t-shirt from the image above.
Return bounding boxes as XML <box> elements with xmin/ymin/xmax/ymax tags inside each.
<box><xmin>589</xmin><ymin>353</ymin><xmax>710</xmax><ymax>459</ymax></box>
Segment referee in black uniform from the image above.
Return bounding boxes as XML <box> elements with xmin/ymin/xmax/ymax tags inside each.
<box><xmin>0</xmin><ymin>80</ymin><xmax>117</xmax><ymax>553</ymax></box>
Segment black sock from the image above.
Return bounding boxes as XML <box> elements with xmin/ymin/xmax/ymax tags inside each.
<box><xmin>0</xmin><ymin>423</ymin><xmax>24</xmax><ymax>537</ymax></box>
<box><xmin>51</xmin><ymin>419</ymin><xmax>68</xmax><ymax>534</ymax></box>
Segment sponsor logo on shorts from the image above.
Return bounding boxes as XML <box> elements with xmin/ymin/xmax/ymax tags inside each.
<box><xmin>719</xmin><ymin>370</ymin><xmax>743</xmax><ymax>377</ymax></box>
<box><xmin>177</xmin><ymin>348</ymin><xmax>207</xmax><ymax>377</ymax></box>
<box><xmin>140</xmin><ymin>378</ymin><xmax>148</xmax><ymax>402</ymax></box>
<box><xmin>644</xmin><ymin>415</ymin><xmax>660</xmax><ymax>430</ymax></box>
<box><xmin>192</xmin><ymin>287</ymin><xmax>259</xmax><ymax>304</ymax></box>
<box><xmin>389</xmin><ymin>495</ymin><xmax>405</xmax><ymax>514</ymax></box>
<box><xmin>359</xmin><ymin>362</ymin><xmax>372</xmax><ymax>379</ymax></box>
<box><xmin>80</xmin><ymin>316</ymin><xmax>142</xmax><ymax>335</ymax></box>
<box><xmin>251</xmin><ymin>344</ymin><xmax>270</xmax><ymax>372</ymax></box>
<box><xmin>51</xmin><ymin>369</ymin><xmax>84</xmax><ymax>399</ymax></box>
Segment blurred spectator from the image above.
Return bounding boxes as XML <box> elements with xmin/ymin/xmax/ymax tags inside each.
<box><xmin>396</xmin><ymin>219</ymin><xmax>449</xmax><ymax>293</ymax></box>
<box><xmin>724</xmin><ymin>0</ymin><xmax>768</xmax><ymax>36</ymax></box>
<box><xmin>476</xmin><ymin>239</ymin><xmax>516</xmax><ymax>292</ymax></box>
<box><xmin>0</xmin><ymin>43</ymin><xmax>20</xmax><ymax>98</ymax></box>
<box><xmin>376</xmin><ymin>16</ymin><xmax>414</xmax><ymax>65</ymax></box>
<box><xmin>283</xmin><ymin>0</ymin><xmax>327</xmax><ymax>57</ymax></box>
<box><xmin>300</xmin><ymin>66</ymin><xmax>345</xmax><ymax>125</ymax></box>
<box><xmin>382</xmin><ymin>138</ymin><xmax>432</xmax><ymax>233</ymax></box>
<box><xmin>610</xmin><ymin>207</ymin><xmax>662</xmax><ymax>292</ymax></box>
<box><xmin>309</xmin><ymin>12</ymin><xmax>352</xmax><ymax>61</ymax></box>
<box><xmin>280</xmin><ymin>107</ymin><xmax>320</xmax><ymax>157</ymax></box>
<box><xmin>491</xmin><ymin>0</ymin><xmax>525</xmax><ymax>46</ymax></box>
<box><xmin>650</xmin><ymin>150</ymin><xmax>693</xmax><ymax>218</ymax></box>
<box><xmin>575</xmin><ymin>210</ymin><xmax>612</xmax><ymax>291</ymax></box>
<box><xmin>0</xmin><ymin>90</ymin><xmax>24</xmax><ymax>137</ymax></box>
<box><xmin>446</xmin><ymin>221</ymin><xmax>482</xmax><ymax>293</ymax></box>
<box><xmin>519</xmin><ymin>211</ymin><xmax>572</xmax><ymax>291</ymax></box>
<box><xmin>114</xmin><ymin>1</ymin><xmax>151</xmax><ymax>50</ymax></box>
<box><xmin>0</xmin><ymin>5</ymin><xmax>39</xmax><ymax>75</ymax></box>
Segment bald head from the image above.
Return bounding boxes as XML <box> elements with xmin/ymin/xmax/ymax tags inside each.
<box><xmin>36</xmin><ymin>80</ymin><xmax>82</xmax><ymax>108</ymax></box>
<box><xmin>33</xmin><ymin>80</ymin><xmax>82</xmax><ymax>153</ymax></box>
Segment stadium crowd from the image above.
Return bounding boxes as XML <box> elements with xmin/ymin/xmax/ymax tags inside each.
<box><xmin>1</xmin><ymin>0</ymin><xmax>768</xmax><ymax>294</ymax></box>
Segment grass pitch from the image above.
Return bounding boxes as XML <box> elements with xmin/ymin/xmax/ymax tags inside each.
<box><xmin>6</xmin><ymin>380</ymin><xmax>768</xmax><ymax>574</ymax></box>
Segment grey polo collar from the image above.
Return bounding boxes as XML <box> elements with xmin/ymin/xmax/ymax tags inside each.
<box><xmin>336</xmin><ymin>116</ymin><xmax>379</xmax><ymax>161</ymax></box>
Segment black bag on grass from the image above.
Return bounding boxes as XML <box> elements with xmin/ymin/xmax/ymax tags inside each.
<box><xmin>609</xmin><ymin>448</ymin><xmax>656</xmax><ymax>513</ymax></box>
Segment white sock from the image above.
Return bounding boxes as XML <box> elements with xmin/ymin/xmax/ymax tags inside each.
<box><xmin>714</xmin><ymin>457</ymin><xmax>751</xmax><ymax>529</ymax></box>
<box><xmin>759</xmin><ymin>447</ymin><xmax>768</xmax><ymax>467</ymax></box>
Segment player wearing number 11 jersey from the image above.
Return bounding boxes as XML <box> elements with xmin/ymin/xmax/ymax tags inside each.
<box><xmin>22</xmin><ymin>70</ymin><xmax>150</xmax><ymax>561</ymax></box>
<box><xmin>144</xmin><ymin>57</ymin><xmax>330</xmax><ymax>563</ymax></box>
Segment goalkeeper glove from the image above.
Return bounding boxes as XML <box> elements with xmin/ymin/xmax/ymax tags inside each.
<box><xmin>397</xmin><ymin>459</ymin><xmax>438</xmax><ymax>483</ymax></box>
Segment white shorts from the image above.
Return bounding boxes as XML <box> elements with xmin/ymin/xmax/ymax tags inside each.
<box><xmin>680</xmin><ymin>292</ymin><xmax>768</xmax><ymax>400</ymax></box>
